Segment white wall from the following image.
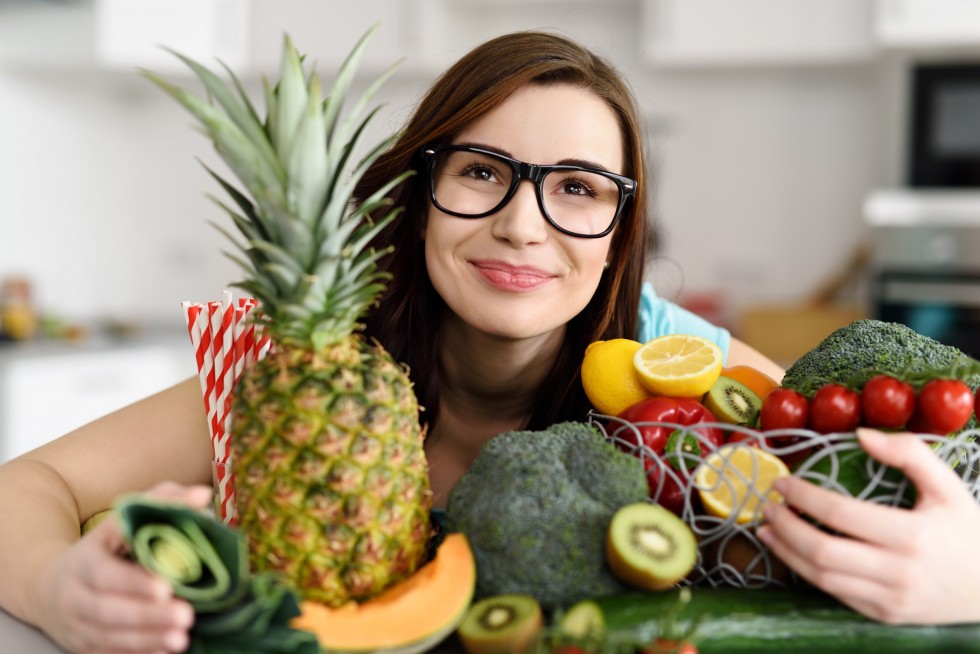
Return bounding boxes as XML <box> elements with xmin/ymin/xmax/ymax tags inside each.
<box><xmin>0</xmin><ymin>1</ymin><xmax>899</xmax><ymax>335</ymax></box>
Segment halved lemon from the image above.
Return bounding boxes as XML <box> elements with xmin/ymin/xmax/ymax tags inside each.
<box><xmin>633</xmin><ymin>334</ymin><xmax>723</xmax><ymax>398</ymax></box>
<box><xmin>694</xmin><ymin>444</ymin><xmax>790</xmax><ymax>525</ymax></box>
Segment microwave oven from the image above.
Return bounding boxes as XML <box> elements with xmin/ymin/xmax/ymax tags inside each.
<box><xmin>909</xmin><ymin>62</ymin><xmax>980</xmax><ymax>188</ymax></box>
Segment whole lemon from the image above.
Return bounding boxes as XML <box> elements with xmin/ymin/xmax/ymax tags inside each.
<box><xmin>581</xmin><ymin>339</ymin><xmax>652</xmax><ymax>416</ymax></box>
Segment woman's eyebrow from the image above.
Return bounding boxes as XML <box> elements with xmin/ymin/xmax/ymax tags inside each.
<box><xmin>454</xmin><ymin>141</ymin><xmax>613</xmax><ymax>173</ymax></box>
<box><xmin>556</xmin><ymin>157</ymin><xmax>612</xmax><ymax>173</ymax></box>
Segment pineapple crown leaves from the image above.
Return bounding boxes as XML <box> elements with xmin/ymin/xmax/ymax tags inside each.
<box><xmin>141</xmin><ymin>25</ymin><xmax>411</xmax><ymax>349</ymax></box>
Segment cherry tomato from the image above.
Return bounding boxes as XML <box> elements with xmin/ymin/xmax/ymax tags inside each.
<box><xmin>860</xmin><ymin>374</ymin><xmax>915</xmax><ymax>430</ymax></box>
<box><xmin>910</xmin><ymin>379</ymin><xmax>974</xmax><ymax>435</ymax></box>
<box><xmin>644</xmin><ymin>639</ymin><xmax>699</xmax><ymax>654</ymax></box>
<box><xmin>809</xmin><ymin>383</ymin><xmax>861</xmax><ymax>434</ymax></box>
<box><xmin>760</xmin><ymin>388</ymin><xmax>810</xmax><ymax>431</ymax></box>
<box><xmin>976</xmin><ymin>388</ymin><xmax>980</xmax><ymax>427</ymax></box>
<box><xmin>617</xmin><ymin>397</ymin><xmax>723</xmax><ymax>454</ymax></box>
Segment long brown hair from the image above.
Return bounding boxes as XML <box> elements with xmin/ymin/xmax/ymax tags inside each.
<box><xmin>354</xmin><ymin>31</ymin><xmax>650</xmax><ymax>431</ymax></box>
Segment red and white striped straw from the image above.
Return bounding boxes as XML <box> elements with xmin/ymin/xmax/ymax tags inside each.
<box><xmin>181</xmin><ymin>291</ymin><xmax>269</xmax><ymax>525</ymax></box>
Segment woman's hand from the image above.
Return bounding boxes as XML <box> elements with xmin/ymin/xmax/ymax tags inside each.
<box><xmin>33</xmin><ymin>482</ymin><xmax>213</xmax><ymax>654</ymax></box>
<box><xmin>757</xmin><ymin>428</ymin><xmax>980</xmax><ymax>625</ymax></box>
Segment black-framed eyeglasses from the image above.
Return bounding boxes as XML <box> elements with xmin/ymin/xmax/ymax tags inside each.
<box><xmin>420</xmin><ymin>144</ymin><xmax>636</xmax><ymax>239</ymax></box>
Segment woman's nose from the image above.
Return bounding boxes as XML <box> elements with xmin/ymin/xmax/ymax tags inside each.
<box><xmin>490</xmin><ymin>180</ymin><xmax>549</xmax><ymax>246</ymax></box>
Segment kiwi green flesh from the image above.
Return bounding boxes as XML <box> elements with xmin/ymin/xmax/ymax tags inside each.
<box><xmin>609</xmin><ymin>503</ymin><xmax>697</xmax><ymax>583</ymax></box>
<box><xmin>458</xmin><ymin>594</ymin><xmax>542</xmax><ymax>644</ymax></box>
<box><xmin>559</xmin><ymin>600</ymin><xmax>605</xmax><ymax>638</ymax></box>
<box><xmin>704</xmin><ymin>377</ymin><xmax>761</xmax><ymax>425</ymax></box>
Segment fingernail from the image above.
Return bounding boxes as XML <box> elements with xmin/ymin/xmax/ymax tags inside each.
<box><xmin>857</xmin><ymin>427</ymin><xmax>886</xmax><ymax>445</ymax></box>
<box><xmin>762</xmin><ymin>502</ymin><xmax>777</xmax><ymax>521</ymax></box>
<box><xmin>165</xmin><ymin>630</ymin><xmax>188</xmax><ymax>652</ymax></box>
<box><xmin>174</xmin><ymin>603</ymin><xmax>194</xmax><ymax>628</ymax></box>
<box><xmin>757</xmin><ymin>525</ymin><xmax>772</xmax><ymax>544</ymax></box>
<box><xmin>772</xmin><ymin>477</ymin><xmax>788</xmax><ymax>494</ymax></box>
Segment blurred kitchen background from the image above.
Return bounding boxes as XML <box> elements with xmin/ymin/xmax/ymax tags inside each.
<box><xmin>2</xmin><ymin>0</ymin><xmax>980</xmax><ymax>460</ymax></box>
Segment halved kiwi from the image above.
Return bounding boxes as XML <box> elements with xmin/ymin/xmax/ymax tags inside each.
<box><xmin>605</xmin><ymin>503</ymin><xmax>697</xmax><ymax>591</ymax></box>
<box><xmin>559</xmin><ymin>599</ymin><xmax>605</xmax><ymax>639</ymax></box>
<box><xmin>458</xmin><ymin>594</ymin><xmax>543</xmax><ymax>654</ymax></box>
<box><xmin>703</xmin><ymin>377</ymin><xmax>762</xmax><ymax>425</ymax></box>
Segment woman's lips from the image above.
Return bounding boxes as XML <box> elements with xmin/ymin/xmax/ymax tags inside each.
<box><xmin>470</xmin><ymin>260</ymin><xmax>556</xmax><ymax>291</ymax></box>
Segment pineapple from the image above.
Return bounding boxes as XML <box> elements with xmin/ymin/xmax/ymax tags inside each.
<box><xmin>142</xmin><ymin>29</ymin><xmax>432</xmax><ymax>606</ymax></box>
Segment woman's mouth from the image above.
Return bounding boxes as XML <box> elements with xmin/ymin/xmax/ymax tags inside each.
<box><xmin>470</xmin><ymin>260</ymin><xmax>557</xmax><ymax>291</ymax></box>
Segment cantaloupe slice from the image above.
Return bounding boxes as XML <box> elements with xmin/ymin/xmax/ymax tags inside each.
<box><xmin>292</xmin><ymin>533</ymin><xmax>475</xmax><ymax>654</ymax></box>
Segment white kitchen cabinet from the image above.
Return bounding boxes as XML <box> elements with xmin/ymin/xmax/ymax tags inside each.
<box><xmin>94</xmin><ymin>0</ymin><xmax>250</xmax><ymax>71</ymax></box>
<box><xmin>0</xmin><ymin>339</ymin><xmax>195</xmax><ymax>463</ymax></box>
<box><xmin>95</xmin><ymin>0</ymin><xmax>411</xmax><ymax>75</ymax></box>
<box><xmin>874</xmin><ymin>0</ymin><xmax>980</xmax><ymax>51</ymax></box>
<box><xmin>2</xmin><ymin>0</ymin><xmax>415</xmax><ymax>76</ymax></box>
<box><xmin>641</xmin><ymin>0</ymin><xmax>875</xmax><ymax>67</ymax></box>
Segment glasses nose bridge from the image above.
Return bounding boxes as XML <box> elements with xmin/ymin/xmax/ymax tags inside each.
<box><xmin>512</xmin><ymin>160</ymin><xmax>547</xmax><ymax>197</ymax></box>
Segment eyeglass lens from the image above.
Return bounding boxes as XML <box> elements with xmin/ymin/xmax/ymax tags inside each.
<box><xmin>430</xmin><ymin>149</ymin><xmax>622</xmax><ymax>236</ymax></box>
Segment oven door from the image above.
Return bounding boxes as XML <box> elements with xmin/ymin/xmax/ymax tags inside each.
<box><xmin>873</xmin><ymin>269</ymin><xmax>980</xmax><ymax>358</ymax></box>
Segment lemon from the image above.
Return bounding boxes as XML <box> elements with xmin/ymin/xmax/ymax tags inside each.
<box><xmin>694</xmin><ymin>444</ymin><xmax>790</xmax><ymax>525</ymax></box>
<box><xmin>633</xmin><ymin>334</ymin><xmax>723</xmax><ymax>398</ymax></box>
<box><xmin>581</xmin><ymin>339</ymin><xmax>653</xmax><ymax>416</ymax></box>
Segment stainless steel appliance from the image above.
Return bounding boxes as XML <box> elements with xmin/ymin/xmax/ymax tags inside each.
<box><xmin>909</xmin><ymin>63</ymin><xmax>980</xmax><ymax>188</ymax></box>
<box><xmin>864</xmin><ymin>190</ymin><xmax>980</xmax><ymax>357</ymax></box>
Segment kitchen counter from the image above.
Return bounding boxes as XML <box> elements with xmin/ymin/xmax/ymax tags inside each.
<box><xmin>0</xmin><ymin>328</ymin><xmax>195</xmax><ymax>462</ymax></box>
<box><xmin>0</xmin><ymin>604</ymin><xmax>464</xmax><ymax>653</ymax></box>
<box><xmin>0</xmin><ymin>608</ymin><xmax>65</xmax><ymax>653</ymax></box>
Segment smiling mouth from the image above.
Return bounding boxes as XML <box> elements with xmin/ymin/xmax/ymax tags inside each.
<box><xmin>470</xmin><ymin>260</ymin><xmax>556</xmax><ymax>291</ymax></box>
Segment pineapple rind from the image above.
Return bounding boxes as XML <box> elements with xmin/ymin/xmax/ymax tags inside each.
<box><xmin>233</xmin><ymin>336</ymin><xmax>432</xmax><ymax>606</ymax></box>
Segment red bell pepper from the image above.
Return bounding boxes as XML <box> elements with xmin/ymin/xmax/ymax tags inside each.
<box><xmin>616</xmin><ymin>396</ymin><xmax>723</xmax><ymax>455</ymax></box>
<box><xmin>614</xmin><ymin>397</ymin><xmax>724</xmax><ymax>515</ymax></box>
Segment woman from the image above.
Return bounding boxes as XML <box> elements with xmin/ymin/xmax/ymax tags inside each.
<box><xmin>0</xmin><ymin>30</ymin><xmax>974</xmax><ymax>654</ymax></box>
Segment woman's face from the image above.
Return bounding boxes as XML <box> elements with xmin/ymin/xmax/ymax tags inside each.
<box><xmin>424</xmin><ymin>84</ymin><xmax>623</xmax><ymax>340</ymax></box>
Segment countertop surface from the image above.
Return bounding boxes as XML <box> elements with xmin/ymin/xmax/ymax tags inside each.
<box><xmin>0</xmin><ymin>604</ymin><xmax>464</xmax><ymax>653</ymax></box>
<box><xmin>0</xmin><ymin>608</ymin><xmax>65</xmax><ymax>653</ymax></box>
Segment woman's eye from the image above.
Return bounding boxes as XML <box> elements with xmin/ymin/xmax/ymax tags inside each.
<box><xmin>459</xmin><ymin>165</ymin><xmax>497</xmax><ymax>182</ymax></box>
<box><xmin>560</xmin><ymin>179</ymin><xmax>597</xmax><ymax>197</ymax></box>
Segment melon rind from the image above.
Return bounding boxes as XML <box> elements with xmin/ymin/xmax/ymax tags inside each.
<box><xmin>293</xmin><ymin>533</ymin><xmax>475</xmax><ymax>653</ymax></box>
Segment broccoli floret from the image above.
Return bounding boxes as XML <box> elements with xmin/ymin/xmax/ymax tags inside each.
<box><xmin>781</xmin><ymin>319</ymin><xmax>980</xmax><ymax>396</ymax></box>
<box><xmin>444</xmin><ymin>421</ymin><xmax>648</xmax><ymax>608</ymax></box>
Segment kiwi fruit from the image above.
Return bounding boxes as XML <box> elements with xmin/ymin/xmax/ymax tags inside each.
<box><xmin>703</xmin><ymin>377</ymin><xmax>762</xmax><ymax>425</ymax></box>
<box><xmin>605</xmin><ymin>502</ymin><xmax>697</xmax><ymax>591</ymax></box>
<box><xmin>457</xmin><ymin>594</ymin><xmax>543</xmax><ymax>654</ymax></box>
<box><xmin>559</xmin><ymin>599</ymin><xmax>605</xmax><ymax>639</ymax></box>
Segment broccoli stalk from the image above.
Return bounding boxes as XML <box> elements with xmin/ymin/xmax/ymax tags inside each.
<box><xmin>780</xmin><ymin>319</ymin><xmax>980</xmax><ymax>396</ymax></box>
<box><xmin>444</xmin><ymin>421</ymin><xmax>649</xmax><ymax>608</ymax></box>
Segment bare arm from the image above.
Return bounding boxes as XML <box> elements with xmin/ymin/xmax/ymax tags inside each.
<box><xmin>726</xmin><ymin>336</ymin><xmax>785</xmax><ymax>382</ymax></box>
<box><xmin>0</xmin><ymin>376</ymin><xmax>211</xmax><ymax>627</ymax></box>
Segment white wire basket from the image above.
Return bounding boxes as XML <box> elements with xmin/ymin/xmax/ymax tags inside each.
<box><xmin>590</xmin><ymin>412</ymin><xmax>980</xmax><ymax>589</ymax></box>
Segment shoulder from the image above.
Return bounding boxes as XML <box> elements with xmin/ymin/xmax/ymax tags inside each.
<box><xmin>637</xmin><ymin>283</ymin><xmax>732</xmax><ymax>363</ymax></box>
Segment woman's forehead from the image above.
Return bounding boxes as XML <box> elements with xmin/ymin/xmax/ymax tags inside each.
<box><xmin>452</xmin><ymin>84</ymin><xmax>624</xmax><ymax>173</ymax></box>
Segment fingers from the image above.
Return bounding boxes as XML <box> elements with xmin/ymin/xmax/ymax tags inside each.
<box><xmin>759</xmin><ymin>501</ymin><xmax>901</xmax><ymax>586</ymax></box>
<box><xmin>75</xmin><ymin>592</ymin><xmax>193</xmax><ymax>631</ymax></box>
<box><xmin>771</xmin><ymin>475</ymin><xmax>914</xmax><ymax>546</ymax></box>
<box><xmin>857</xmin><ymin>428</ymin><xmax>965</xmax><ymax>503</ymax></box>
<box><xmin>72</xmin><ymin>618</ymin><xmax>189</xmax><ymax>654</ymax></box>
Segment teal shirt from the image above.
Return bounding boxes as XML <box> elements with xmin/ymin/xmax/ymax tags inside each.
<box><xmin>638</xmin><ymin>282</ymin><xmax>731</xmax><ymax>364</ymax></box>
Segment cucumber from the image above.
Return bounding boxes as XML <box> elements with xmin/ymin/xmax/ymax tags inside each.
<box><xmin>596</xmin><ymin>588</ymin><xmax>980</xmax><ymax>653</ymax></box>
